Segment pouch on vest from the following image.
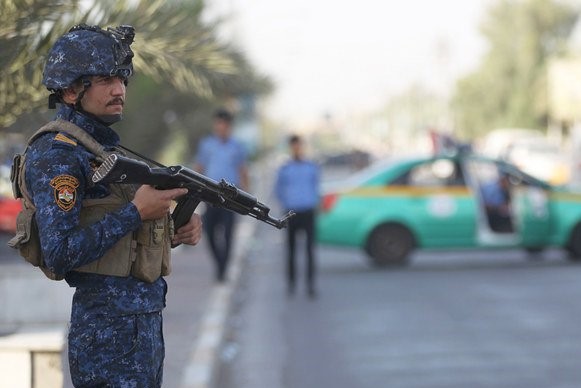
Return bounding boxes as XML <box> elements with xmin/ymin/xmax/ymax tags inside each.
<box><xmin>131</xmin><ymin>217</ymin><xmax>172</xmax><ymax>283</ymax></box>
<box><xmin>8</xmin><ymin>145</ymin><xmax>65</xmax><ymax>281</ymax></box>
<box><xmin>7</xmin><ymin>205</ymin><xmax>64</xmax><ymax>281</ymax></box>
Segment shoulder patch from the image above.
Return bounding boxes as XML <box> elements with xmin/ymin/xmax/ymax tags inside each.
<box><xmin>54</xmin><ymin>133</ymin><xmax>77</xmax><ymax>147</ymax></box>
<box><xmin>50</xmin><ymin>175</ymin><xmax>80</xmax><ymax>211</ymax></box>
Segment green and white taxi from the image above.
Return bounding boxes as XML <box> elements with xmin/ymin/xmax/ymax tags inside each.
<box><xmin>317</xmin><ymin>152</ymin><xmax>581</xmax><ymax>266</ymax></box>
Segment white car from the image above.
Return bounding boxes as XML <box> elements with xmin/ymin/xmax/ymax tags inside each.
<box><xmin>501</xmin><ymin>138</ymin><xmax>570</xmax><ymax>185</ymax></box>
<box><xmin>479</xmin><ymin>129</ymin><xmax>570</xmax><ymax>185</ymax></box>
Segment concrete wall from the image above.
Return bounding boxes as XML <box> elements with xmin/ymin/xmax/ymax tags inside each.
<box><xmin>0</xmin><ymin>260</ymin><xmax>71</xmax><ymax>388</ymax></box>
<box><xmin>0</xmin><ymin>263</ymin><xmax>73</xmax><ymax>328</ymax></box>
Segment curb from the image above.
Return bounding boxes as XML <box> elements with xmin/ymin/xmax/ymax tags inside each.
<box><xmin>180</xmin><ymin>218</ymin><xmax>255</xmax><ymax>388</ymax></box>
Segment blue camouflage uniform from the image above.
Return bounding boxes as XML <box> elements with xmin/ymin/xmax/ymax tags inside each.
<box><xmin>26</xmin><ymin>104</ymin><xmax>166</xmax><ymax>387</ymax></box>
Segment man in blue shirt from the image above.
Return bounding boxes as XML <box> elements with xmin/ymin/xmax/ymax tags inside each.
<box><xmin>194</xmin><ymin>109</ymin><xmax>249</xmax><ymax>282</ymax></box>
<box><xmin>275</xmin><ymin>135</ymin><xmax>321</xmax><ymax>298</ymax></box>
<box><xmin>13</xmin><ymin>24</ymin><xmax>203</xmax><ymax>387</ymax></box>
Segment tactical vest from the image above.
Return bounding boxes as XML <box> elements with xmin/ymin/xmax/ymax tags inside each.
<box><xmin>8</xmin><ymin>119</ymin><xmax>173</xmax><ymax>283</ymax></box>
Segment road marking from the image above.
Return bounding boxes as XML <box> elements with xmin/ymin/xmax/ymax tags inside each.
<box><xmin>180</xmin><ymin>220</ymin><xmax>254</xmax><ymax>388</ymax></box>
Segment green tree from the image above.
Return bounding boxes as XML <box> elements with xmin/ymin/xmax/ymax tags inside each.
<box><xmin>0</xmin><ymin>0</ymin><xmax>84</xmax><ymax>127</ymax></box>
<box><xmin>451</xmin><ymin>0</ymin><xmax>579</xmax><ymax>138</ymax></box>
<box><xmin>1</xmin><ymin>0</ymin><xmax>272</xmax><ymax>159</ymax></box>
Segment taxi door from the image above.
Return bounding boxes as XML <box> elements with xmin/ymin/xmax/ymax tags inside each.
<box><xmin>466</xmin><ymin>158</ymin><xmax>551</xmax><ymax>248</ymax></box>
<box><xmin>510</xmin><ymin>178</ymin><xmax>551</xmax><ymax>247</ymax></box>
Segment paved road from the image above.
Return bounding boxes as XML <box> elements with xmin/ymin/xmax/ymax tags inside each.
<box><xmin>216</xmin><ymin>222</ymin><xmax>581</xmax><ymax>388</ymax></box>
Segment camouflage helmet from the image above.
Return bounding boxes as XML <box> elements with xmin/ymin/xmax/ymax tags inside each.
<box><xmin>42</xmin><ymin>24</ymin><xmax>135</xmax><ymax>91</ymax></box>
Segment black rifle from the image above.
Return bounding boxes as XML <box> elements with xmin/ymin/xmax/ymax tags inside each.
<box><xmin>92</xmin><ymin>153</ymin><xmax>294</xmax><ymax>237</ymax></box>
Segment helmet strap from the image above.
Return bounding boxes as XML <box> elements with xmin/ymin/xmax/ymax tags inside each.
<box><xmin>74</xmin><ymin>78</ymin><xmax>92</xmax><ymax>111</ymax></box>
<box><xmin>48</xmin><ymin>93</ymin><xmax>59</xmax><ymax>109</ymax></box>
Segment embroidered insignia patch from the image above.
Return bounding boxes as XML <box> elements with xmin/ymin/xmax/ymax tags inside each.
<box><xmin>50</xmin><ymin>175</ymin><xmax>80</xmax><ymax>211</ymax></box>
<box><xmin>54</xmin><ymin>133</ymin><xmax>77</xmax><ymax>146</ymax></box>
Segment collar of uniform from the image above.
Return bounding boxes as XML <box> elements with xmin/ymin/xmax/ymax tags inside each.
<box><xmin>56</xmin><ymin>105</ymin><xmax>120</xmax><ymax>147</ymax></box>
<box><xmin>213</xmin><ymin>134</ymin><xmax>234</xmax><ymax>145</ymax></box>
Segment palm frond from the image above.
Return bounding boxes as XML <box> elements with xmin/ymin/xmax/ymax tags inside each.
<box><xmin>0</xmin><ymin>0</ymin><xmax>252</xmax><ymax>128</ymax></box>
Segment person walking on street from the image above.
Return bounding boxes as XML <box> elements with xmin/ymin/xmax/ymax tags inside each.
<box><xmin>9</xmin><ymin>24</ymin><xmax>203</xmax><ymax>387</ymax></box>
<box><xmin>275</xmin><ymin>135</ymin><xmax>321</xmax><ymax>298</ymax></box>
<box><xmin>193</xmin><ymin>108</ymin><xmax>249</xmax><ymax>282</ymax></box>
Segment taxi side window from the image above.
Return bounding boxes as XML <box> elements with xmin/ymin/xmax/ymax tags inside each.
<box><xmin>400</xmin><ymin>160</ymin><xmax>465</xmax><ymax>187</ymax></box>
<box><xmin>467</xmin><ymin>160</ymin><xmax>538</xmax><ymax>189</ymax></box>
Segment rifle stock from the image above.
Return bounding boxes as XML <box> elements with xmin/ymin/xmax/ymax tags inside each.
<box><xmin>92</xmin><ymin>154</ymin><xmax>294</xmax><ymax>233</ymax></box>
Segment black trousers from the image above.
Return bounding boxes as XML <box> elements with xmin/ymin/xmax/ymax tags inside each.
<box><xmin>286</xmin><ymin>209</ymin><xmax>316</xmax><ymax>292</ymax></box>
<box><xmin>203</xmin><ymin>206</ymin><xmax>236</xmax><ymax>280</ymax></box>
<box><xmin>486</xmin><ymin>207</ymin><xmax>514</xmax><ymax>233</ymax></box>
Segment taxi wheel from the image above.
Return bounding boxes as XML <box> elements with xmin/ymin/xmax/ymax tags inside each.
<box><xmin>566</xmin><ymin>224</ymin><xmax>581</xmax><ymax>261</ymax></box>
<box><xmin>366</xmin><ymin>224</ymin><xmax>414</xmax><ymax>267</ymax></box>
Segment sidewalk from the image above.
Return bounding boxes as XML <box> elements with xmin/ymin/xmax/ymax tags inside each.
<box><xmin>168</xmin><ymin>162</ymin><xmax>272</xmax><ymax>388</ymax></box>
<box><xmin>165</xmin><ymin>217</ymin><xmax>255</xmax><ymax>388</ymax></box>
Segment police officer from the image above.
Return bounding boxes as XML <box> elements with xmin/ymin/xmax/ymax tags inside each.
<box><xmin>274</xmin><ymin>135</ymin><xmax>321</xmax><ymax>298</ymax></box>
<box><xmin>18</xmin><ymin>24</ymin><xmax>202</xmax><ymax>387</ymax></box>
<box><xmin>193</xmin><ymin>108</ymin><xmax>249</xmax><ymax>282</ymax></box>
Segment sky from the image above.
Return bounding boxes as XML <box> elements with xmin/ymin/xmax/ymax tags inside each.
<box><xmin>206</xmin><ymin>0</ymin><xmax>495</xmax><ymax>126</ymax></box>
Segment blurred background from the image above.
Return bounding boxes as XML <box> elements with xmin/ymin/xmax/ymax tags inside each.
<box><xmin>2</xmin><ymin>0</ymin><xmax>581</xmax><ymax>175</ymax></box>
<box><xmin>4</xmin><ymin>1</ymin><xmax>581</xmax><ymax>387</ymax></box>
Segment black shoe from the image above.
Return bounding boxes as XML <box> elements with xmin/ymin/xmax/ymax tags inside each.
<box><xmin>308</xmin><ymin>288</ymin><xmax>317</xmax><ymax>299</ymax></box>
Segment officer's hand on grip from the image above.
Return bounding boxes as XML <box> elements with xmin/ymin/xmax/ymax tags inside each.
<box><xmin>172</xmin><ymin>213</ymin><xmax>203</xmax><ymax>246</ymax></box>
<box><xmin>132</xmin><ymin>185</ymin><xmax>187</xmax><ymax>221</ymax></box>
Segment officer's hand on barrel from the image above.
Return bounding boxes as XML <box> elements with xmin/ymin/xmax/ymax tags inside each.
<box><xmin>132</xmin><ymin>185</ymin><xmax>188</xmax><ymax>221</ymax></box>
